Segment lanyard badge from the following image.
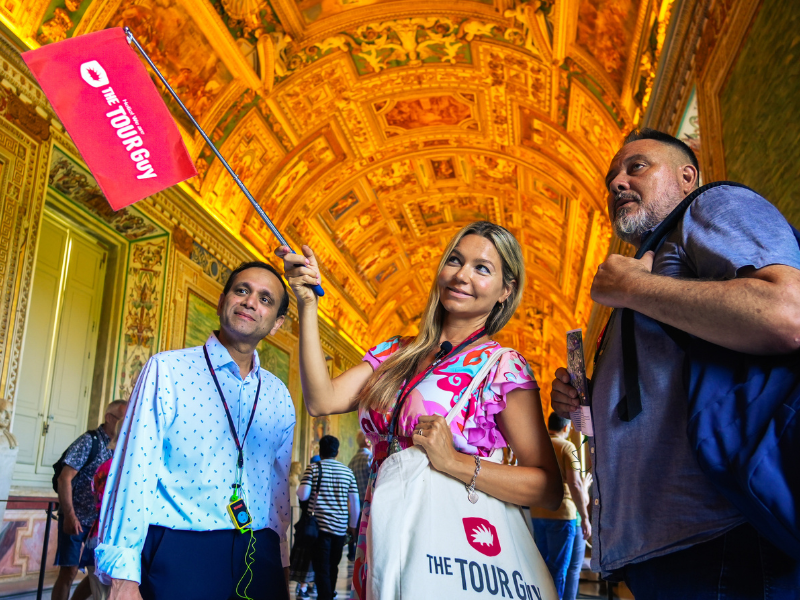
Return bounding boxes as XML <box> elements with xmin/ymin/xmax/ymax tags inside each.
<box><xmin>203</xmin><ymin>345</ymin><xmax>261</xmax><ymax>531</ymax></box>
<box><xmin>227</xmin><ymin>497</ymin><xmax>253</xmax><ymax>531</ymax></box>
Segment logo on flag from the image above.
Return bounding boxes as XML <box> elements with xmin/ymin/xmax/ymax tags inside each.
<box><xmin>22</xmin><ymin>28</ymin><xmax>196</xmax><ymax>211</ymax></box>
<box><xmin>80</xmin><ymin>60</ymin><xmax>109</xmax><ymax>88</ymax></box>
<box><xmin>462</xmin><ymin>517</ymin><xmax>501</xmax><ymax>557</ymax></box>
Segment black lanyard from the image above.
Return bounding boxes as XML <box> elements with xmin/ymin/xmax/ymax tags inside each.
<box><xmin>388</xmin><ymin>328</ymin><xmax>486</xmax><ymax>441</ymax></box>
<box><xmin>203</xmin><ymin>345</ymin><xmax>261</xmax><ymax>469</ymax></box>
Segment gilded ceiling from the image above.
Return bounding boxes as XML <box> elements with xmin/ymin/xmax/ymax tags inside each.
<box><xmin>5</xmin><ymin>0</ymin><xmax>674</xmax><ymax>399</ymax></box>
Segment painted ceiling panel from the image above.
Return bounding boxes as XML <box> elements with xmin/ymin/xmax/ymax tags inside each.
<box><xmin>576</xmin><ymin>0</ymin><xmax>643</xmax><ymax>89</ymax></box>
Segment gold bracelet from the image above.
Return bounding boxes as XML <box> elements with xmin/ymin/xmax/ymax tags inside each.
<box><xmin>465</xmin><ymin>455</ymin><xmax>481</xmax><ymax>504</ymax></box>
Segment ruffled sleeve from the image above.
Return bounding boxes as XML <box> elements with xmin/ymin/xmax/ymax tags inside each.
<box><xmin>462</xmin><ymin>349</ymin><xmax>538</xmax><ymax>453</ymax></box>
<box><xmin>362</xmin><ymin>336</ymin><xmax>408</xmax><ymax>370</ymax></box>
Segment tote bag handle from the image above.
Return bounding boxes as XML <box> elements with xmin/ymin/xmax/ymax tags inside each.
<box><xmin>445</xmin><ymin>348</ymin><xmax>512</xmax><ymax>426</ymax></box>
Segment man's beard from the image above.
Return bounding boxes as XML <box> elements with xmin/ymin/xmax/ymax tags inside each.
<box><xmin>613</xmin><ymin>191</ymin><xmax>674</xmax><ymax>244</ymax></box>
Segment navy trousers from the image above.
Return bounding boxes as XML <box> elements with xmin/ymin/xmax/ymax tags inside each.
<box><xmin>139</xmin><ymin>526</ymin><xmax>288</xmax><ymax>600</ymax></box>
<box><xmin>310</xmin><ymin>532</ymin><xmax>346</xmax><ymax>600</ymax></box>
<box><xmin>623</xmin><ymin>522</ymin><xmax>800</xmax><ymax>599</ymax></box>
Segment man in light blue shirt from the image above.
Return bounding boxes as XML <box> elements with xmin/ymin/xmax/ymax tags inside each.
<box><xmin>551</xmin><ymin>129</ymin><xmax>800</xmax><ymax>598</ymax></box>
<box><xmin>96</xmin><ymin>261</ymin><xmax>295</xmax><ymax>600</ymax></box>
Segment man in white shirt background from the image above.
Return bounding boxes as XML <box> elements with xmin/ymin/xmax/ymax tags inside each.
<box><xmin>96</xmin><ymin>261</ymin><xmax>295</xmax><ymax>600</ymax></box>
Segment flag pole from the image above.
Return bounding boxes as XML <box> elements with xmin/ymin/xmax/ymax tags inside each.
<box><xmin>123</xmin><ymin>26</ymin><xmax>324</xmax><ymax>297</ymax></box>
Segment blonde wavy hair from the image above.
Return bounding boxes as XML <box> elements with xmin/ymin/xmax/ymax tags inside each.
<box><xmin>357</xmin><ymin>221</ymin><xmax>525</xmax><ymax>412</ymax></box>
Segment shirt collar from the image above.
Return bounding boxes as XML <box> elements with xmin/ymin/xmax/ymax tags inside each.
<box><xmin>205</xmin><ymin>332</ymin><xmax>261</xmax><ymax>379</ymax></box>
<box><xmin>640</xmin><ymin>224</ymin><xmax>659</xmax><ymax>245</ymax></box>
<box><xmin>96</xmin><ymin>426</ymin><xmax>110</xmax><ymax>444</ymax></box>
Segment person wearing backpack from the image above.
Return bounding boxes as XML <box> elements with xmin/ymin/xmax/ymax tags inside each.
<box><xmin>550</xmin><ymin>128</ymin><xmax>800</xmax><ymax>598</ymax></box>
<box><xmin>296</xmin><ymin>435</ymin><xmax>359</xmax><ymax>600</ymax></box>
<box><xmin>52</xmin><ymin>400</ymin><xmax>128</xmax><ymax>600</ymax></box>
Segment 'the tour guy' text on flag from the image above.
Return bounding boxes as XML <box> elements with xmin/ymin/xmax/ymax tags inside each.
<box><xmin>22</xmin><ymin>27</ymin><xmax>196</xmax><ymax>210</ymax></box>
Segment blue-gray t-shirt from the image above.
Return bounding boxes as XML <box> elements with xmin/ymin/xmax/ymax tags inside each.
<box><xmin>589</xmin><ymin>184</ymin><xmax>800</xmax><ymax>576</ymax></box>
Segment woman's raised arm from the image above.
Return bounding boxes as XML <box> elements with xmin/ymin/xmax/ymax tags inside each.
<box><xmin>276</xmin><ymin>245</ymin><xmax>373</xmax><ymax>416</ymax></box>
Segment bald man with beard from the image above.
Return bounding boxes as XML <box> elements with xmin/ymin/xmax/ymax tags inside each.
<box><xmin>551</xmin><ymin>129</ymin><xmax>800</xmax><ymax>598</ymax></box>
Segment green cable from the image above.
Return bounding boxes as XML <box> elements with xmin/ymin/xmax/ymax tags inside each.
<box><xmin>235</xmin><ymin>527</ymin><xmax>256</xmax><ymax>599</ymax></box>
<box><xmin>233</xmin><ymin>472</ymin><xmax>255</xmax><ymax>600</ymax></box>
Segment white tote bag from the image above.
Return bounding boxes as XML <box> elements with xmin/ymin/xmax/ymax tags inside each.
<box><xmin>366</xmin><ymin>348</ymin><xmax>557</xmax><ymax>600</ymax></box>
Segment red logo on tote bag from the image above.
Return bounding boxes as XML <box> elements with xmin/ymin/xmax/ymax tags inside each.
<box><xmin>463</xmin><ymin>517</ymin><xmax>501</xmax><ymax>557</ymax></box>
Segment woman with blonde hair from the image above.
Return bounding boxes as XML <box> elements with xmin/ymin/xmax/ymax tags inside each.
<box><xmin>278</xmin><ymin>221</ymin><xmax>562</xmax><ymax>599</ymax></box>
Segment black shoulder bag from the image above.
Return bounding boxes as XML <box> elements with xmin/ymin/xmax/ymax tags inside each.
<box><xmin>295</xmin><ymin>462</ymin><xmax>323</xmax><ymax>541</ymax></box>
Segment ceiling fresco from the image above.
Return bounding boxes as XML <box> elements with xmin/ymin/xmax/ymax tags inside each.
<box><xmin>4</xmin><ymin>0</ymin><xmax>675</xmax><ymax>403</ymax></box>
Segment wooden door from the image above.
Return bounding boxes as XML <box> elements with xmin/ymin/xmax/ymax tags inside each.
<box><xmin>14</xmin><ymin>213</ymin><xmax>107</xmax><ymax>481</ymax></box>
<box><xmin>39</xmin><ymin>233</ymin><xmax>107</xmax><ymax>472</ymax></box>
<box><xmin>14</xmin><ymin>217</ymin><xmax>68</xmax><ymax>469</ymax></box>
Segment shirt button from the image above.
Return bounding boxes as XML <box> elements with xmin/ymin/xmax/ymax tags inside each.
<box><xmin>594</xmin><ymin>499</ymin><xmax>599</xmax><ymax>505</ymax></box>
<box><xmin>590</xmin><ymin>447</ymin><xmax>595</xmax><ymax>454</ymax></box>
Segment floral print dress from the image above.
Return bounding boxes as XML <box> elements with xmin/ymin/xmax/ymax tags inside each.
<box><xmin>350</xmin><ymin>336</ymin><xmax>538</xmax><ymax>600</ymax></box>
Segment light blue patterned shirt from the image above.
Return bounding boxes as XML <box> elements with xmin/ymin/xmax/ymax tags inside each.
<box><xmin>95</xmin><ymin>333</ymin><xmax>295</xmax><ymax>583</ymax></box>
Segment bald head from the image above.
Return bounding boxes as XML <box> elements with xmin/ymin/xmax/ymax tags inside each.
<box><xmin>106</xmin><ymin>400</ymin><xmax>128</xmax><ymax>419</ymax></box>
<box><xmin>103</xmin><ymin>400</ymin><xmax>128</xmax><ymax>437</ymax></box>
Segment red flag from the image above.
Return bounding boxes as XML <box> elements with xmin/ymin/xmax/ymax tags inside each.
<box><xmin>22</xmin><ymin>28</ymin><xmax>196</xmax><ymax>210</ymax></box>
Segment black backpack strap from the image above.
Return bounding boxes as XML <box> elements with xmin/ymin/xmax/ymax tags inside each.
<box><xmin>618</xmin><ymin>181</ymin><xmax>752</xmax><ymax>421</ymax></box>
<box><xmin>79</xmin><ymin>430</ymin><xmax>101</xmax><ymax>476</ymax></box>
<box><xmin>310</xmin><ymin>462</ymin><xmax>323</xmax><ymax>516</ymax></box>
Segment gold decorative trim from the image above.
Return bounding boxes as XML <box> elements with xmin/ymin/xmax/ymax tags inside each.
<box><xmin>696</xmin><ymin>0</ymin><xmax>761</xmax><ymax>181</ymax></box>
<box><xmin>0</xmin><ymin>120</ymin><xmax>47</xmax><ymax>406</ymax></box>
<box><xmin>183</xmin><ymin>0</ymin><xmax>264</xmax><ymax>92</ymax></box>
<box><xmin>72</xmin><ymin>0</ymin><xmax>123</xmax><ymax>38</ymax></box>
<box><xmin>287</xmin><ymin>4</ymin><xmax>509</xmax><ymax>47</ymax></box>
<box><xmin>643</xmin><ymin>0</ymin><xmax>708</xmax><ymax>132</ymax></box>
<box><xmin>621</xmin><ymin>0</ymin><xmax>656</xmax><ymax>111</ymax></box>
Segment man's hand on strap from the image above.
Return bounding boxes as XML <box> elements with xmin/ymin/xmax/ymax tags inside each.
<box><xmin>590</xmin><ymin>252</ymin><xmax>655</xmax><ymax>309</ymax></box>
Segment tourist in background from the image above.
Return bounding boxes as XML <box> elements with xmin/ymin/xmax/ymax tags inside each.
<box><xmin>297</xmin><ymin>436</ymin><xmax>359</xmax><ymax>600</ymax></box>
<box><xmin>346</xmin><ymin>432</ymin><xmax>372</xmax><ymax>561</ymax></box>
<box><xmin>80</xmin><ymin>411</ymin><xmax>126</xmax><ymax>600</ymax></box>
<box><xmin>565</xmin><ymin>470</ymin><xmax>592</xmax><ymax>600</ymax></box>
<box><xmin>290</xmin><ymin>455</ymin><xmax>320</xmax><ymax>599</ymax></box>
<box><xmin>52</xmin><ymin>400</ymin><xmax>127</xmax><ymax>600</ymax></box>
<box><xmin>530</xmin><ymin>413</ymin><xmax>590</xmax><ymax>599</ymax></box>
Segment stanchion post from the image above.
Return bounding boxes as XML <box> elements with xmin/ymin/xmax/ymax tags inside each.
<box><xmin>37</xmin><ymin>501</ymin><xmax>56</xmax><ymax>600</ymax></box>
